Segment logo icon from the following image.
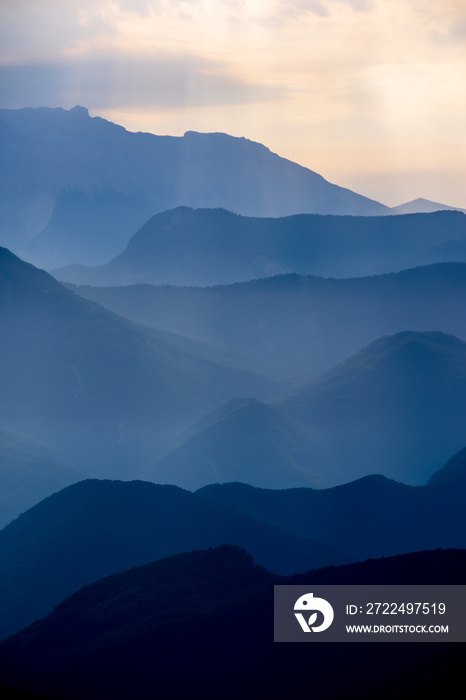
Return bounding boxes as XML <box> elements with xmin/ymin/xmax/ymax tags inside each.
<box><xmin>294</xmin><ymin>592</ymin><xmax>334</xmax><ymax>633</ymax></box>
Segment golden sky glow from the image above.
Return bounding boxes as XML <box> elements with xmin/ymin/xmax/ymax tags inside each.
<box><xmin>1</xmin><ymin>0</ymin><xmax>465</xmax><ymax>206</ymax></box>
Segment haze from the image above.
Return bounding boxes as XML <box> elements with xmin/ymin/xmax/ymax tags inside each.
<box><xmin>1</xmin><ymin>0</ymin><xmax>465</xmax><ymax>208</ymax></box>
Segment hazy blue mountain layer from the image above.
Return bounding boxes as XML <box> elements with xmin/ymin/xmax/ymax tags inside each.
<box><xmin>1</xmin><ymin>462</ymin><xmax>464</xmax><ymax>640</ymax></box>
<box><xmin>0</xmin><ymin>106</ymin><xmax>389</xmax><ymax>268</ymax></box>
<box><xmin>0</xmin><ymin>545</ymin><xmax>463</xmax><ymax>700</ymax></box>
<box><xmin>68</xmin><ymin>262</ymin><xmax>466</xmax><ymax>376</ymax></box>
<box><xmin>147</xmin><ymin>331</ymin><xmax>466</xmax><ymax>488</ymax></box>
<box><xmin>52</xmin><ymin>206</ymin><xmax>466</xmax><ymax>286</ymax></box>
<box><xmin>428</xmin><ymin>446</ymin><xmax>466</xmax><ymax>485</ymax></box>
<box><xmin>147</xmin><ymin>398</ymin><xmax>327</xmax><ymax>490</ymax></box>
<box><xmin>390</xmin><ymin>197</ymin><xmax>466</xmax><ymax>215</ymax></box>
<box><xmin>0</xmin><ymin>479</ymin><xmax>353</xmax><ymax>639</ymax></box>
<box><xmin>197</xmin><ymin>464</ymin><xmax>466</xmax><ymax>560</ymax></box>
<box><xmin>0</xmin><ymin>246</ymin><xmax>287</xmax><ymax>477</ymax></box>
<box><xmin>1</xmin><ymin>103</ymin><xmax>464</xmax><ymax>700</ymax></box>
<box><xmin>3</xmin><ymin>247</ymin><xmax>465</xmax><ymax>489</ymax></box>
<box><xmin>0</xmin><ymin>426</ymin><xmax>86</xmax><ymax>529</ymax></box>
<box><xmin>276</xmin><ymin>330</ymin><xmax>466</xmax><ymax>485</ymax></box>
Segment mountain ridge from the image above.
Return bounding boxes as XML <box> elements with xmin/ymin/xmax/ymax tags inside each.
<box><xmin>0</xmin><ymin>106</ymin><xmax>390</xmax><ymax>268</ymax></box>
<box><xmin>391</xmin><ymin>197</ymin><xmax>466</xmax><ymax>215</ymax></box>
<box><xmin>0</xmin><ymin>478</ymin><xmax>354</xmax><ymax>639</ymax></box>
<box><xmin>0</xmin><ymin>544</ymin><xmax>463</xmax><ymax>699</ymax></box>
<box><xmin>143</xmin><ymin>330</ymin><xmax>466</xmax><ymax>489</ymax></box>
<box><xmin>2</xmin><ymin>458</ymin><xmax>464</xmax><ymax>640</ymax></box>
<box><xmin>0</xmin><ymin>425</ymin><xmax>86</xmax><ymax>529</ymax></box>
<box><xmin>428</xmin><ymin>446</ymin><xmax>466</xmax><ymax>486</ymax></box>
<box><xmin>0</xmin><ymin>246</ymin><xmax>287</xmax><ymax>478</ymax></box>
<box><xmin>51</xmin><ymin>206</ymin><xmax>466</xmax><ymax>287</ymax></box>
<box><xmin>147</xmin><ymin>398</ymin><xmax>326</xmax><ymax>490</ymax></box>
<box><xmin>197</xmin><ymin>471</ymin><xmax>466</xmax><ymax>559</ymax></box>
<box><xmin>65</xmin><ymin>261</ymin><xmax>466</xmax><ymax>376</ymax></box>
<box><xmin>276</xmin><ymin>330</ymin><xmax>466</xmax><ymax>484</ymax></box>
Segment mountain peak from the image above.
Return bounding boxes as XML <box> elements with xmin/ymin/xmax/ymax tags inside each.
<box><xmin>69</xmin><ymin>105</ymin><xmax>90</xmax><ymax>118</ymax></box>
<box><xmin>0</xmin><ymin>105</ymin><xmax>391</xmax><ymax>268</ymax></box>
<box><xmin>391</xmin><ymin>198</ymin><xmax>466</xmax><ymax>215</ymax></box>
<box><xmin>278</xmin><ymin>330</ymin><xmax>466</xmax><ymax>484</ymax></box>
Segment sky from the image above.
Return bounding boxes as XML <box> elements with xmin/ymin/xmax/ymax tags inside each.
<box><xmin>1</xmin><ymin>0</ymin><xmax>465</xmax><ymax>208</ymax></box>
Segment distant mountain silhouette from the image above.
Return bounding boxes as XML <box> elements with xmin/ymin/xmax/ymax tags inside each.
<box><xmin>67</xmin><ymin>262</ymin><xmax>466</xmax><ymax>376</ymax></box>
<box><xmin>0</xmin><ymin>106</ymin><xmax>389</xmax><ymax>268</ymax></box>
<box><xmin>277</xmin><ymin>331</ymin><xmax>466</xmax><ymax>484</ymax></box>
<box><xmin>391</xmin><ymin>197</ymin><xmax>466</xmax><ymax>215</ymax></box>
<box><xmin>0</xmin><ymin>426</ymin><xmax>85</xmax><ymax>529</ymax></box>
<box><xmin>197</xmin><ymin>472</ymin><xmax>466</xmax><ymax>559</ymax></box>
<box><xmin>0</xmin><ymin>247</ymin><xmax>287</xmax><ymax>477</ymax></box>
<box><xmin>0</xmin><ymin>479</ymin><xmax>353</xmax><ymax>639</ymax></box>
<box><xmin>52</xmin><ymin>206</ymin><xmax>466</xmax><ymax>286</ymax></box>
<box><xmin>148</xmin><ymin>398</ymin><xmax>327</xmax><ymax>489</ymax></box>
<box><xmin>428</xmin><ymin>446</ymin><xmax>466</xmax><ymax>485</ymax></box>
<box><xmin>0</xmin><ymin>545</ymin><xmax>463</xmax><ymax>700</ymax></box>
<box><xmin>148</xmin><ymin>331</ymin><xmax>466</xmax><ymax>488</ymax></box>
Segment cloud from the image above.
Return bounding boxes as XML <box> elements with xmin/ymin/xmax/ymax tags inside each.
<box><xmin>451</xmin><ymin>17</ymin><xmax>466</xmax><ymax>41</ymax></box>
<box><xmin>0</xmin><ymin>50</ymin><xmax>282</xmax><ymax>111</ymax></box>
<box><xmin>430</xmin><ymin>17</ymin><xmax>466</xmax><ymax>44</ymax></box>
<box><xmin>0</xmin><ymin>1</ymin><xmax>118</xmax><ymax>63</ymax></box>
<box><xmin>274</xmin><ymin>0</ymin><xmax>374</xmax><ymax>20</ymax></box>
<box><xmin>339</xmin><ymin>0</ymin><xmax>375</xmax><ymax>10</ymax></box>
<box><xmin>114</xmin><ymin>0</ymin><xmax>157</xmax><ymax>15</ymax></box>
<box><xmin>277</xmin><ymin>0</ymin><xmax>329</xmax><ymax>19</ymax></box>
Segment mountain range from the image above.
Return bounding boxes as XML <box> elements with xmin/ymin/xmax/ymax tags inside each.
<box><xmin>0</xmin><ymin>105</ymin><xmax>389</xmax><ymax>269</ymax></box>
<box><xmin>1</xmin><ymin>453</ymin><xmax>464</xmax><ymax>640</ymax></box>
<box><xmin>0</xmin><ymin>544</ymin><xmax>464</xmax><ymax>700</ymax></box>
<box><xmin>3</xmin><ymin>106</ymin><xmax>464</xmax><ymax>272</ymax></box>
<box><xmin>148</xmin><ymin>398</ymin><xmax>324</xmax><ymax>489</ymax></box>
<box><xmin>0</xmin><ymin>478</ymin><xmax>353</xmax><ymax>639</ymax></box>
<box><xmin>0</xmin><ymin>246</ymin><xmax>286</xmax><ymax>478</ymax></box>
<box><xmin>2</xmin><ymin>245</ymin><xmax>465</xmax><ymax>492</ymax></box>
<box><xmin>275</xmin><ymin>330</ymin><xmax>466</xmax><ymax>485</ymax></box>
<box><xmin>146</xmin><ymin>330</ymin><xmax>466</xmax><ymax>488</ymax></box>
<box><xmin>52</xmin><ymin>206</ymin><xmax>466</xmax><ymax>286</ymax></box>
<box><xmin>67</xmin><ymin>261</ymin><xmax>466</xmax><ymax>376</ymax></box>
<box><xmin>1</xmin><ymin>102</ymin><xmax>465</xmax><ymax>700</ymax></box>
<box><xmin>197</xmin><ymin>459</ymin><xmax>466</xmax><ymax>560</ymax></box>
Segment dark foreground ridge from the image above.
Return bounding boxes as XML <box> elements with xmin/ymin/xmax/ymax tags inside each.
<box><xmin>2</xmin><ymin>466</ymin><xmax>465</xmax><ymax>641</ymax></box>
<box><xmin>0</xmin><ymin>545</ymin><xmax>464</xmax><ymax>700</ymax></box>
<box><xmin>0</xmin><ymin>479</ymin><xmax>353</xmax><ymax>640</ymax></box>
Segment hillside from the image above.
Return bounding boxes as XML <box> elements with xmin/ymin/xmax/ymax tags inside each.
<box><xmin>428</xmin><ymin>446</ymin><xmax>466</xmax><ymax>486</ymax></box>
<box><xmin>277</xmin><ymin>331</ymin><xmax>466</xmax><ymax>484</ymax></box>
<box><xmin>67</xmin><ymin>262</ymin><xmax>466</xmax><ymax>376</ymax></box>
<box><xmin>0</xmin><ymin>545</ymin><xmax>463</xmax><ymax>700</ymax></box>
<box><xmin>0</xmin><ymin>426</ymin><xmax>85</xmax><ymax>529</ymax></box>
<box><xmin>148</xmin><ymin>398</ymin><xmax>327</xmax><ymax>490</ymax></box>
<box><xmin>52</xmin><ymin>206</ymin><xmax>466</xmax><ymax>286</ymax></box>
<box><xmin>0</xmin><ymin>247</ymin><xmax>287</xmax><ymax>476</ymax></box>
<box><xmin>197</xmin><ymin>471</ymin><xmax>466</xmax><ymax>560</ymax></box>
<box><xmin>0</xmin><ymin>479</ymin><xmax>353</xmax><ymax>639</ymax></box>
<box><xmin>148</xmin><ymin>331</ymin><xmax>466</xmax><ymax>488</ymax></box>
<box><xmin>0</xmin><ymin>106</ymin><xmax>389</xmax><ymax>268</ymax></box>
